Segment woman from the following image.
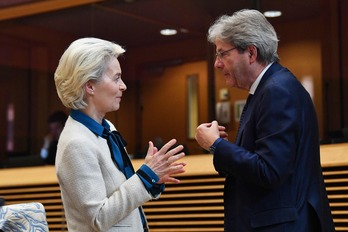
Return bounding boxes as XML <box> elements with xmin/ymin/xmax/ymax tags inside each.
<box><xmin>54</xmin><ymin>37</ymin><xmax>186</xmax><ymax>231</ymax></box>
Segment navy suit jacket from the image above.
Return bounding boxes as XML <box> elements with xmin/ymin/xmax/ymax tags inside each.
<box><xmin>214</xmin><ymin>63</ymin><xmax>335</xmax><ymax>231</ymax></box>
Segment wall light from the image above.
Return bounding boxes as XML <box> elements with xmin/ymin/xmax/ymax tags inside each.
<box><xmin>264</xmin><ymin>11</ymin><xmax>282</xmax><ymax>18</ymax></box>
<box><xmin>160</xmin><ymin>29</ymin><xmax>177</xmax><ymax>36</ymax></box>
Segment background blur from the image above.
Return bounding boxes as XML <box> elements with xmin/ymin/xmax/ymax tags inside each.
<box><xmin>0</xmin><ymin>0</ymin><xmax>347</xmax><ymax>166</ymax></box>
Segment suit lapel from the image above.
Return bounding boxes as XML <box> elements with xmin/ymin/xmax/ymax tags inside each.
<box><xmin>254</xmin><ymin>62</ymin><xmax>284</xmax><ymax>95</ymax></box>
<box><xmin>235</xmin><ymin>62</ymin><xmax>284</xmax><ymax>145</ymax></box>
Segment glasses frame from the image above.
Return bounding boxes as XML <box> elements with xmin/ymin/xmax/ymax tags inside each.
<box><xmin>215</xmin><ymin>47</ymin><xmax>237</xmax><ymax>60</ymax></box>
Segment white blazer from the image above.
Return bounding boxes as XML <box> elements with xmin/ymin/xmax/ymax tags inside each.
<box><xmin>56</xmin><ymin>116</ymin><xmax>153</xmax><ymax>231</ymax></box>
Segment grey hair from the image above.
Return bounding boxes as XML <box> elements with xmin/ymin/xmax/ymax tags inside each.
<box><xmin>208</xmin><ymin>9</ymin><xmax>279</xmax><ymax>64</ymax></box>
<box><xmin>55</xmin><ymin>37</ymin><xmax>125</xmax><ymax>109</ymax></box>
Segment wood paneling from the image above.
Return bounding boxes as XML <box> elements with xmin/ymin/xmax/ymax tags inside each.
<box><xmin>0</xmin><ymin>0</ymin><xmax>104</xmax><ymax>21</ymax></box>
<box><xmin>1</xmin><ymin>144</ymin><xmax>348</xmax><ymax>231</ymax></box>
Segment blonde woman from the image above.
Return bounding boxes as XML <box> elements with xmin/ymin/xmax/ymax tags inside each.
<box><xmin>55</xmin><ymin>37</ymin><xmax>186</xmax><ymax>231</ymax></box>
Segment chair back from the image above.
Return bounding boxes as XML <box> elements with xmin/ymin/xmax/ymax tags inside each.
<box><xmin>0</xmin><ymin>202</ymin><xmax>48</xmax><ymax>231</ymax></box>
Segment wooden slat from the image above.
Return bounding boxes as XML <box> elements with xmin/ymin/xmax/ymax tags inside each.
<box><xmin>145</xmin><ymin>199</ymin><xmax>222</xmax><ymax>206</ymax></box>
<box><xmin>330</xmin><ymin>202</ymin><xmax>348</xmax><ymax>207</ymax></box>
<box><xmin>153</xmin><ymin>192</ymin><xmax>223</xmax><ymax>199</ymax></box>
<box><xmin>325</xmin><ymin>178</ymin><xmax>348</xmax><ymax>184</ymax></box>
<box><xmin>0</xmin><ymin>186</ymin><xmax>60</xmax><ymax>194</ymax></box>
<box><xmin>150</xmin><ymin>229</ymin><xmax>223</xmax><ymax>232</ymax></box>
<box><xmin>320</xmin><ymin>143</ymin><xmax>348</xmax><ymax>167</ymax></box>
<box><xmin>0</xmin><ymin>166</ymin><xmax>58</xmax><ymax>187</ymax></box>
<box><xmin>148</xmin><ymin>221</ymin><xmax>223</xmax><ymax>226</ymax></box>
<box><xmin>332</xmin><ymin>211</ymin><xmax>348</xmax><ymax>215</ymax></box>
<box><xmin>146</xmin><ymin>213</ymin><xmax>224</xmax><ymax>219</ymax></box>
<box><xmin>145</xmin><ymin>206</ymin><xmax>223</xmax><ymax>213</ymax></box>
<box><xmin>323</xmin><ymin>170</ymin><xmax>348</xmax><ymax>176</ymax></box>
<box><xmin>328</xmin><ymin>195</ymin><xmax>348</xmax><ymax>199</ymax></box>
<box><xmin>334</xmin><ymin>219</ymin><xmax>348</xmax><ymax>223</ymax></box>
<box><xmin>3</xmin><ymin>192</ymin><xmax>61</xmax><ymax>200</ymax></box>
<box><xmin>326</xmin><ymin>186</ymin><xmax>348</xmax><ymax>191</ymax></box>
<box><xmin>162</xmin><ymin>185</ymin><xmax>224</xmax><ymax>193</ymax></box>
<box><xmin>165</xmin><ymin>177</ymin><xmax>224</xmax><ymax>184</ymax></box>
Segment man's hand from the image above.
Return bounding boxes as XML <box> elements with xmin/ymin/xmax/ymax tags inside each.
<box><xmin>195</xmin><ymin>120</ymin><xmax>228</xmax><ymax>151</ymax></box>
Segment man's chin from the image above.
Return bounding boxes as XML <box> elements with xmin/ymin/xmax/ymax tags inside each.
<box><xmin>225</xmin><ymin>80</ymin><xmax>236</xmax><ymax>88</ymax></box>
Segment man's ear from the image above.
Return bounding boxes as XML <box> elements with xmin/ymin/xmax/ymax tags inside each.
<box><xmin>248</xmin><ymin>45</ymin><xmax>257</xmax><ymax>62</ymax></box>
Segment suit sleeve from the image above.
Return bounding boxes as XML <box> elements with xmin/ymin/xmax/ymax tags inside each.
<box><xmin>214</xmin><ymin>83</ymin><xmax>300</xmax><ymax>189</ymax></box>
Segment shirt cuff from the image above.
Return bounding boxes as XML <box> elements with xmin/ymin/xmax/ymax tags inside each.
<box><xmin>40</xmin><ymin>148</ymin><xmax>48</xmax><ymax>159</ymax></box>
<box><xmin>136</xmin><ymin>164</ymin><xmax>165</xmax><ymax>198</ymax></box>
<box><xmin>209</xmin><ymin>137</ymin><xmax>223</xmax><ymax>154</ymax></box>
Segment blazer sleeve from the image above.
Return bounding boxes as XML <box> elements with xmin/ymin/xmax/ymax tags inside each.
<box><xmin>56</xmin><ymin>123</ymin><xmax>152</xmax><ymax>231</ymax></box>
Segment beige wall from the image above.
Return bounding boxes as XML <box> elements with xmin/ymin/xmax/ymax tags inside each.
<box><xmin>139</xmin><ymin>61</ymin><xmax>208</xmax><ymax>155</ymax></box>
<box><xmin>136</xmin><ymin>18</ymin><xmax>324</xmax><ymax>154</ymax></box>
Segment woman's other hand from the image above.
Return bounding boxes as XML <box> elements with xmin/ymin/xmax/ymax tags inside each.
<box><xmin>145</xmin><ymin>139</ymin><xmax>186</xmax><ymax>184</ymax></box>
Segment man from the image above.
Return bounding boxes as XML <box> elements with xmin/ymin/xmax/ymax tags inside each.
<box><xmin>195</xmin><ymin>9</ymin><xmax>334</xmax><ymax>231</ymax></box>
<box><xmin>40</xmin><ymin>110</ymin><xmax>67</xmax><ymax>165</ymax></box>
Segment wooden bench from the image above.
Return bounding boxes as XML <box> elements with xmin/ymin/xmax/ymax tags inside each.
<box><xmin>0</xmin><ymin>143</ymin><xmax>347</xmax><ymax>231</ymax></box>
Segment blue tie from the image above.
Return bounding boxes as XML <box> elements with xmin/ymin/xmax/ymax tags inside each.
<box><xmin>69</xmin><ymin>110</ymin><xmax>147</xmax><ymax>229</ymax></box>
<box><xmin>236</xmin><ymin>94</ymin><xmax>253</xmax><ymax>143</ymax></box>
<box><xmin>102</xmin><ymin>130</ymin><xmax>148</xmax><ymax>230</ymax></box>
<box><xmin>102</xmin><ymin>129</ymin><xmax>134</xmax><ymax>179</ymax></box>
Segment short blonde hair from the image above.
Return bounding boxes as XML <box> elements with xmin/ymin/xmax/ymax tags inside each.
<box><xmin>54</xmin><ymin>37</ymin><xmax>125</xmax><ymax>109</ymax></box>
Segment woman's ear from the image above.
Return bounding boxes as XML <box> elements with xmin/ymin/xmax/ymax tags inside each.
<box><xmin>85</xmin><ymin>81</ymin><xmax>95</xmax><ymax>95</ymax></box>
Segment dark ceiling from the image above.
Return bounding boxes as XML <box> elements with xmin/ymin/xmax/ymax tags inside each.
<box><xmin>0</xmin><ymin>0</ymin><xmax>322</xmax><ymax>49</ymax></box>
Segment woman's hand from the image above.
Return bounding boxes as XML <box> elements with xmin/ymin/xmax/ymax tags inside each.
<box><xmin>144</xmin><ymin>139</ymin><xmax>186</xmax><ymax>184</ymax></box>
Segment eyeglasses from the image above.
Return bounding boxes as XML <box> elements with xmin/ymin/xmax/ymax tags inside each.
<box><xmin>215</xmin><ymin>47</ymin><xmax>237</xmax><ymax>60</ymax></box>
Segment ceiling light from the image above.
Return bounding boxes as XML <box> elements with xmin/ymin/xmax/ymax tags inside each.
<box><xmin>264</xmin><ymin>11</ymin><xmax>282</xmax><ymax>18</ymax></box>
<box><xmin>160</xmin><ymin>29</ymin><xmax>177</xmax><ymax>36</ymax></box>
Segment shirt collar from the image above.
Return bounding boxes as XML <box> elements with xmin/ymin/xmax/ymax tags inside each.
<box><xmin>70</xmin><ymin>109</ymin><xmax>109</xmax><ymax>137</ymax></box>
<box><xmin>249</xmin><ymin>62</ymin><xmax>273</xmax><ymax>95</ymax></box>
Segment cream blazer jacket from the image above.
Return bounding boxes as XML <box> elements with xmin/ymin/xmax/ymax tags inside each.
<box><xmin>56</xmin><ymin>116</ymin><xmax>153</xmax><ymax>232</ymax></box>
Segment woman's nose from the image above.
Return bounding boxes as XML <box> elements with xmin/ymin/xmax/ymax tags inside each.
<box><xmin>120</xmin><ymin>80</ymin><xmax>127</xmax><ymax>91</ymax></box>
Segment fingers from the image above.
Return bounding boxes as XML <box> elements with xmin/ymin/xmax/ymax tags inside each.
<box><xmin>158</xmin><ymin>162</ymin><xmax>186</xmax><ymax>184</ymax></box>
<box><xmin>199</xmin><ymin>122</ymin><xmax>212</xmax><ymax>127</ymax></box>
<box><xmin>146</xmin><ymin>138</ymin><xmax>186</xmax><ymax>184</ymax></box>
<box><xmin>159</xmin><ymin>139</ymin><xmax>177</xmax><ymax>154</ymax></box>
<box><xmin>158</xmin><ymin>139</ymin><xmax>184</xmax><ymax>163</ymax></box>
<box><xmin>167</xmin><ymin>152</ymin><xmax>185</xmax><ymax>165</ymax></box>
<box><xmin>159</xmin><ymin>176</ymin><xmax>180</xmax><ymax>184</ymax></box>
<box><xmin>148</xmin><ymin>141</ymin><xmax>154</xmax><ymax>152</ymax></box>
<box><xmin>144</xmin><ymin>141</ymin><xmax>154</xmax><ymax>163</ymax></box>
<box><xmin>220</xmin><ymin>131</ymin><xmax>228</xmax><ymax>138</ymax></box>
